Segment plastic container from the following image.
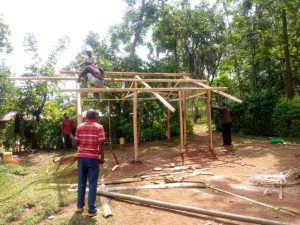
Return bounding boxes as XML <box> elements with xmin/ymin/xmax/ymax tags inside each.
<box><xmin>3</xmin><ymin>152</ymin><xmax>12</xmax><ymax>162</ymax></box>
<box><xmin>119</xmin><ymin>137</ymin><xmax>125</xmax><ymax>145</ymax></box>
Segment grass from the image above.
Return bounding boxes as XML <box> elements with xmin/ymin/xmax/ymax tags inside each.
<box><xmin>0</xmin><ymin>150</ymin><xmax>123</xmax><ymax>225</ymax></box>
<box><xmin>0</xmin><ymin>152</ymin><xmax>78</xmax><ymax>225</ymax></box>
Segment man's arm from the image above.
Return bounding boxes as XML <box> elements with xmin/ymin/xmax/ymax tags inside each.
<box><xmin>211</xmin><ymin>105</ymin><xmax>225</xmax><ymax>112</ymax></box>
<box><xmin>98</xmin><ymin>127</ymin><xmax>106</xmax><ymax>164</ymax></box>
<box><xmin>74</xmin><ymin>127</ymin><xmax>80</xmax><ymax>147</ymax></box>
<box><xmin>61</xmin><ymin>122</ymin><xmax>64</xmax><ymax>136</ymax></box>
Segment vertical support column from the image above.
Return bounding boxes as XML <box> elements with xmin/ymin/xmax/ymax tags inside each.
<box><xmin>166</xmin><ymin>109</ymin><xmax>171</xmax><ymax>142</ymax></box>
<box><xmin>179</xmin><ymin>91</ymin><xmax>184</xmax><ymax>153</ymax></box>
<box><xmin>76</xmin><ymin>82</ymin><xmax>83</xmax><ymax>125</ymax></box>
<box><xmin>183</xmin><ymin>91</ymin><xmax>187</xmax><ymax>151</ymax></box>
<box><xmin>206</xmin><ymin>90</ymin><xmax>213</xmax><ymax>151</ymax></box>
<box><xmin>133</xmin><ymin>81</ymin><xmax>138</xmax><ymax>161</ymax></box>
<box><xmin>108</xmin><ymin>100</ymin><xmax>113</xmax><ymax>147</ymax></box>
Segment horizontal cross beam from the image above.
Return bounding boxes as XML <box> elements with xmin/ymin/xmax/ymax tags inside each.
<box><xmin>60</xmin><ymin>70</ymin><xmax>191</xmax><ymax>77</ymax></box>
<box><xmin>8</xmin><ymin>77</ymin><xmax>206</xmax><ymax>83</ymax></box>
<box><xmin>61</xmin><ymin>87</ymin><xmax>227</xmax><ymax>93</ymax></box>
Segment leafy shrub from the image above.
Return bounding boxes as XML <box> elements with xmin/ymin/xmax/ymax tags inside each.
<box><xmin>273</xmin><ymin>96</ymin><xmax>300</xmax><ymax>137</ymax></box>
<box><xmin>230</xmin><ymin>90</ymin><xmax>279</xmax><ymax>136</ymax></box>
<box><xmin>140</xmin><ymin>121</ymin><xmax>166</xmax><ymax>142</ymax></box>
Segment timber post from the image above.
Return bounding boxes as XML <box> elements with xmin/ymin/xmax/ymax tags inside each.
<box><xmin>206</xmin><ymin>90</ymin><xmax>213</xmax><ymax>151</ymax></box>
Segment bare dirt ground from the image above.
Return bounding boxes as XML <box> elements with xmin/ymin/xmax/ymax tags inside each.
<box><xmin>28</xmin><ymin>128</ymin><xmax>300</xmax><ymax>225</ymax></box>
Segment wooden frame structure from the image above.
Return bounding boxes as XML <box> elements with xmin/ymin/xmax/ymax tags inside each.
<box><xmin>8</xmin><ymin>71</ymin><xmax>242</xmax><ymax>162</ymax></box>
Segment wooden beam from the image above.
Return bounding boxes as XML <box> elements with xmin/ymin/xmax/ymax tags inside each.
<box><xmin>133</xmin><ymin>82</ymin><xmax>138</xmax><ymax>161</ymax></box>
<box><xmin>61</xmin><ymin>87</ymin><xmax>227</xmax><ymax>93</ymax></box>
<box><xmin>60</xmin><ymin>70</ymin><xmax>192</xmax><ymax>77</ymax></box>
<box><xmin>166</xmin><ymin>109</ymin><xmax>171</xmax><ymax>142</ymax></box>
<box><xmin>183</xmin><ymin>77</ymin><xmax>243</xmax><ymax>104</ymax></box>
<box><xmin>76</xmin><ymin>82</ymin><xmax>83</xmax><ymax>125</ymax></box>
<box><xmin>179</xmin><ymin>91</ymin><xmax>184</xmax><ymax>153</ymax></box>
<box><xmin>8</xmin><ymin>76</ymin><xmax>207</xmax><ymax>83</ymax></box>
<box><xmin>97</xmin><ymin>190</ymin><xmax>293</xmax><ymax>225</ymax></box>
<box><xmin>136</xmin><ymin>75</ymin><xmax>175</xmax><ymax>112</ymax></box>
<box><xmin>125</xmin><ymin>91</ymin><xmax>179</xmax><ymax>99</ymax></box>
<box><xmin>83</xmin><ymin>97</ymin><xmax>162</xmax><ymax>101</ymax></box>
<box><xmin>185</xmin><ymin>93</ymin><xmax>206</xmax><ymax>100</ymax></box>
<box><xmin>103</xmin><ymin>78</ymin><xmax>206</xmax><ymax>83</ymax></box>
<box><xmin>166</xmin><ymin>81</ymin><xmax>179</xmax><ymax>99</ymax></box>
<box><xmin>106</xmin><ymin>182</ymin><xmax>206</xmax><ymax>191</ymax></box>
<box><xmin>8</xmin><ymin>77</ymin><xmax>77</xmax><ymax>81</ymax></box>
<box><xmin>206</xmin><ymin>91</ymin><xmax>213</xmax><ymax>151</ymax></box>
<box><xmin>100</xmin><ymin>178</ymin><xmax>113</xmax><ymax>218</ymax></box>
<box><xmin>183</xmin><ymin>91</ymin><xmax>187</xmax><ymax>150</ymax></box>
<box><xmin>124</xmin><ymin>82</ymin><xmax>134</xmax><ymax>99</ymax></box>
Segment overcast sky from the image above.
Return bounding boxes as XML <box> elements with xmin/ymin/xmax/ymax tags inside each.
<box><xmin>1</xmin><ymin>0</ymin><xmax>200</xmax><ymax>75</ymax></box>
<box><xmin>1</xmin><ymin>0</ymin><xmax>127</xmax><ymax>74</ymax></box>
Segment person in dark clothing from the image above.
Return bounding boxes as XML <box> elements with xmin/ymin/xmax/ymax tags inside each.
<box><xmin>14</xmin><ymin>114</ymin><xmax>21</xmax><ymax>134</ymax></box>
<box><xmin>13</xmin><ymin>113</ymin><xmax>22</xmax><ymax>152</ymax></box>
<box><xmin>212</xmin><ymin>103</ymin><xmax>232</xmax><ymax>146</ymax></box>
<box><xmin>23</xmin><ymin>124</ymin><xmax>36</xmax><ymax>151</ymax></box>
<box><xmin>32</xmin><ymin>93</ymin><xmax>47</xmax><ymax>122</ymax></box>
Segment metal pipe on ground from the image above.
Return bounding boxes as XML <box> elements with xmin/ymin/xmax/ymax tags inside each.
<box><xmin>97</xmin><ymin>190</ymin><xmax>294</xmax><ymax>225</ymax></box>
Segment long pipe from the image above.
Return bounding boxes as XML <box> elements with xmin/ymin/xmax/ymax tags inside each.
<box><xmin>97</xmin><ymin>190</ymin><xmax>294</xmax><ymax>225</ymax></box>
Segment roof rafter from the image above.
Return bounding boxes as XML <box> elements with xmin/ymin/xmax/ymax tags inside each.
<box><xmin>183</xmin><ymin>77</ymin><xmax>243</xmax><ymax>104</ymax></box>
<box><xmin>135</xmin><ymin>75</ymin><xmax>175</xmax><ymax>112</ymax></box>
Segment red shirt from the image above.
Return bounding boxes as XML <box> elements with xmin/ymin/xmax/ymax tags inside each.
<box><xmin>61</xmin><ymin>118</ymin><xmax>74</xmax><ymax>135</ymax></box>
<box><xmin>75</xmin><ymin>119</ymin><xmax>105</xmax><ymax>159</ymax></box>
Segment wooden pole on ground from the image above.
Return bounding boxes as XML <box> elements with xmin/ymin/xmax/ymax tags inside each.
<box><xmin>133</xmin><ymin>81</ymin><xmax>138</xmax><ymax>161</ymax></box>
<box><xmin>97</xmin><ymin>190</ymin><xmax>293</xmax><ymax>225</ymax></box>
<box><xmin>100</xmin><ymin>178</ymin><xmax>113</xmax><ymax>218</ymax></box>
<box><xmin>206</xmin><ymin>91</ymin><xmax>213</xmax><ymax>151</ymax></box>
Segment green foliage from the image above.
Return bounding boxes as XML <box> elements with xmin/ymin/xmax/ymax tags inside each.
<box><xmin>140</xmin><ymin>120</ymin><xmax>165</xmax><ymax>142</ymax></box>
<box><xmin>0</xmin><ymin>68</ymin><xmax>16</xmax><ymax>117</ymax></box>
<box><xmin>273</xmin><ymin>96</ymin><xmax>300</xmax><ymax>137</ymax></box>
<box><xmin>0</xmin><ymin>16</ymin><xmax>12</xmax><ymax>53</ymax></box>
<box><xmin>230</xmin><ymin>90</ymin><xmax>279</xmax><ymax>136</ymax></box>
<box><xmin>36</xmin><ymin>100</ymin><xmax>75</xmax><ymax>150</ymax></box>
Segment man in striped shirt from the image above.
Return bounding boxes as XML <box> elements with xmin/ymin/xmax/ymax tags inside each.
<box><xmin>75</xmin><ymin>109</ymin><xmax>105</xmax><ymax>216</ymax></box>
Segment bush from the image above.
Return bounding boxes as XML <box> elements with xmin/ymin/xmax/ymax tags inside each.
<box><xmin>230</xmin><ymin>90</ymin><xmax>279</xmax><ymax>136</ymax></box>
<box><xmin>273</xmin><ymin>96</ymin><xmax>300</xmax><ymax>137</ymax></box>
<box><xmin>140</xmin><ymin>121</ymin><xmax>166</xmax><ymax>142</ymax></box>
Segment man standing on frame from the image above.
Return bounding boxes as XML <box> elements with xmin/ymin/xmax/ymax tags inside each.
<box><xmin>75</xmin><ymin>109</ymin><xmax>105</xmax><ymax>216</ymax></box>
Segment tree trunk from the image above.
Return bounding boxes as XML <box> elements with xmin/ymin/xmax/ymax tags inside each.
<box><xmin>281</xmin><ymin>8</ymin><xmax>294</xmax><ymax>99</ymax></box>
<box><xmin>127</xmin><ymin>0</ymin><xmax>146</xmax><ymax>72</ymax></box>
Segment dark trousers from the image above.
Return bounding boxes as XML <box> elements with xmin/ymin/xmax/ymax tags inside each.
<box><xmin>221</xmin><ymin>123</ymin><xmax>232</xmax><ymax>146</ymax></box>
<box><xmin>77</xmin><ymin>157</ymin><xmax>100</xmax><ymax>213</ymax></box>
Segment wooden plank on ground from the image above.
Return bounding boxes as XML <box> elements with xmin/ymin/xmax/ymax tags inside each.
<box><xmin>97</xmin><ymin>190</ymin><xmax>293</xmax><ymax>225</ymax></box>
<box><xmin>106</xmin><ymin>182</ymin><xmax>206</xmax><ymax>192</ymax></box>
<box><xmin>100</xmin><ymin>178</ymin><xmax>113</xmax><ymax>218</ymax></box>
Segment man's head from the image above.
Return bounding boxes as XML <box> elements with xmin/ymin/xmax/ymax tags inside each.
<box><xmin>63</xmin><ymin>113</ymin><xmax>68</xmax><ymax>119</ymax></box>
<box><xmin>86</xmin><ymin>50</ymin><xmax>92</xmax><ymax>58</ymax></box>
<box><xmin>86</xmin><ymin>109</ymin><xmax>98</xmax><ymax>120</ymax></box>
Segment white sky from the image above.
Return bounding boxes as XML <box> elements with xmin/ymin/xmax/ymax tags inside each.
<box><xmin>1</xmin><ymin>0</ymin><xmax>201</xmax><ymax>75</ymax></box>
<box><xmin>1</xmin><ymin>0</ymin><xmax>127</xmax><ymax>74</ymax></box>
